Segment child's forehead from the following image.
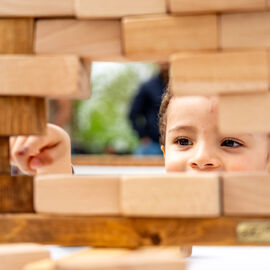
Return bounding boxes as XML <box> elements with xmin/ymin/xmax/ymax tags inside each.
<box><xmin>168</xmin><ymin>95</ymin><xmax>218</xmax><ymax>116</ymax></box>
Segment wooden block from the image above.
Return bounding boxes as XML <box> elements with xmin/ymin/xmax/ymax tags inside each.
<box><xmin>0</xmin><ymin>175</ymin><xmax>33</xmax><ymax>213</ymax></box>
<box><xmin>25</xmin><ymin>248</ymin><xmax>185</xmax><ymax>270</ymax></box>
<box><xmin>218</xmin><ymin>92</ymin><xmax>270</xmax><ymax>133</ymax></box>
<box><xmin>0</xmin><ymin>97</ymin><xmax>46</xmax><ymax>135</ymax></box>
<box><xmin>121</xmin><ymin>173</ymin><xmax>220</xmax><ymax>217</ymax></box>
<box><xmin>35</xmin><ymin>19</ymin><xmax>124</xmax><ymax>61</ymax></box>
<box><xmin>0</xmin><ymin>19</ymin><xmax>33</xmax><ymax>54</ymax></box>
<box><xmin>171</xmin><ymin>50</ymin><xmax>269</xmax><ymax>95</ymax></box>
<box><xmin>0</xmin><ymin>137</ymin><xmax>10</xmax><ymax>175</ymax></box>
<box><xmin>0</xmin><ymin>0</ymin><xmax>73</xmax><ymax>17</ymax></box>
<box><xmin>268</xmin><ymin>0</ymin><xmax>270</xmax><ymax>8</ymax></box>
<box><xmin>75</xmin><ymin>0</ymin><xmax>166</xmax><ymax>18</ymax></box>
<box><xmin>0</xmin><ymin>244</ymin><xmax>49</xmax><ymax>270</ymax></box>
<box><xmin>168</xmin><ymin>0</ymin><xmax>265</xmax><ymax>14</ymax></box>
<box><xmin>223</xmin><ymin>173</ymin><xmax>270</xmax><ymax>215</ymax></box>
<box><xmin>24</xmin><ymin>259</ymin><xmax>54</xmax><ymax>270</ymax></box>
<box><xmin>34</xmin><ymin>175</ymin><xmax>121</xmax><ymax>215</ymax></box>
<box><xmin>221</xmin><ymin>11</ymin><xmax>270</xmax><ymax>49</ymax></box>
<box><xmin>0</xmin><ymin>56</ymin><xmax>90</xmax><ymax>98</ymax></box>
<box><xmin>122</xmin><ymin>15</ymin><xmax>218</xmax><ymax>59</ymax></box>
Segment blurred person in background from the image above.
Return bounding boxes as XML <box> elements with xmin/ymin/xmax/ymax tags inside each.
<box><xmin>129</xmin><ymin>62</ymin><xmax>169</xmax><ymax>155</ymax></box>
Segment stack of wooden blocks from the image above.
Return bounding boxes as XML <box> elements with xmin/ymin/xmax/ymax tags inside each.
<box><xmin>1</xmin><ymin>0</ymin><xmax>270</xmax><ymax>269</ymax></box>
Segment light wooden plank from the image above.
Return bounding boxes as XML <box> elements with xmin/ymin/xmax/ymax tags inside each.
<box><xmin>34</xmin><ymin>175</ymin><xmax>121</xmax><ymax>215</ymax></box>
<box><xmin>25</xmin><ymin>248</ymin><xmax>186</xmax><ymax>270</ymax></box>
<box><xmin>223</xmin><ymin>173</ymin><xmax>270</xmax><ymax>216</ymax></box>
<box><xmin>35</xmin><ymin>19</ymin><xmax>124</xmax><ymax>61</ymax></box>
<box><xmin>0</xmin><ymin>0</ymin><xmax>73</xmax><ymax>17</ymax></box>
<box><xmin>221</xmin><ymin>11</ymin><xmax>270</xmax><ymax>49</ymax></box>
<box><xmin>0</xmin><ymin>244</ymin><xmax>49</xmax><ymax>270</ymax></box>
<box><xmin>0</xmin><ymin>137</ymin><xmax>10</xmax><ymax>175</ymax></box>
<box><xmin>0</xmin><ymin>214</ymin><xmax>268</xmax><ymax>246</ymax></box>
<box><xmin>122</xmin><ymin>15</ymin><xmax>218</xmax><ymax>60</ymax></box>
<box><xmin>75</xmin><ymin>0</ymin><xmax>166</xmax><ymax>18</ymax></box>
<box><xmin>171</xmin><ymin>50</ymin><xmax>269</xmax><ymax>95</ymax></box>
<box><xmin>24</xmin><ymin>260</ymin><xmax>54</xmax><ymax>270</ymax></box>
<box><xmin>168</xmin><ymin>0</ymin><xmax>265</xmax><ymax>14</ymax></box>
<box><xmin>218</xmin><ymin>92</ymin><xmax>270</xmax><ymax>133</ymax></box>
<box><xmin>121</xmin><ymin>174</ymin><xmax>220</xmax><ymax>217</ymax></box>
<box><xmin>0</xmin><ymin>56</ymin><xmax>90</xmax><ymax>98</ymax></box>
<box><xmin>0</xmin><ymin>97</ymin><xmax>46</xmax><ymax>135</ymax></box>
<box><xmin>0</xmin><ymin>18</ymin><xmax>33</xmax><ymax>54</ymax></box>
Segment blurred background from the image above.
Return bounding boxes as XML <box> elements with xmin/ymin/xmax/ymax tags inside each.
<box><xmin>49</xmin><ymin>62</ymin><xmax>167</xmax><ymax>157</ymax></box>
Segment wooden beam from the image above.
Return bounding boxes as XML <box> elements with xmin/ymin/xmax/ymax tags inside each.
<box><xmin>0</xmin><ymin>96</ymin><xmax>46</xmax><ymax>135</ymax></box>
<box><xmin>35</xmin><ymin>19</ymin><xmax>124</xmax><ymax>61</ymax></box>
<box><xmin>0</xmin><ymin>176</ymin><xmax>33</xmax><ymax>213</ymax></box>
<box><xmin>170</xmin><ymin>50</ymin><xmax>269</xmax><ymax>95</ymax></box>
<box><xmin>122</xmin><ymin>15</ymin><xmax>218</xmax><ymax>60</ymax></box>
<box><xmin>218</xmin><ymin>92</ymin><xmax>270</xmax><ymax>133</ymax></box>
<box><xmin>0</xmin><ymin>137</ymin><xmax>10</xmax><ymax>175</ymax></box>
<box><xmin>168</xmin><ymin>0</ymin><xmax>265</xmax><ymax>14</ymax></box>
<box><xmin>0</xmin><ymin>214</ymin><xmax>270</xmax><ymax>246</ymax></box>
<box><xmin>75</xmin><ymin>0</ymin><xmax>167</xmax><ymax>18</ymax></box>
<box><xmin>121</xmin><ymin>174</ymin><xmax>221</xmax><ymax>217</ymax></box>
<box><xmin>71</xmin><ymin>155</ymin><xmax>164</xmax><ymax>166</ymax></box>
<box><xmin>0</xmin><ymin>18</ymin><xmax>33</xmax><ymax>54</ymax></box>
<box><xmin>0</xmin><ymin>0</ymin><xmax>73</xmax><ymax>17</ymax></box>
<box><xmin>0</xmin><ymin>56</ymin><xmax>90</xmax><ymax>98</ymax></box>
<box><xmin>221</xmin><ymin>11</ymin><xmax>270</xmax><ymax>49</ymax></box>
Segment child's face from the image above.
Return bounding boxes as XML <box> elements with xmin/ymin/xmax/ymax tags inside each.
<box><xmin>162</xmin><ymin>96</ymin><xmax>269</xmax><ymax>172</ymax></box>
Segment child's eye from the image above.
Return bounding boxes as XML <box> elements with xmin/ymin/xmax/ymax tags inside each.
<box><xmin>221</xmin><ymin>139</ymin><xmax>243</xmax><ymax>148</ymax></box>
<box><xmin>176</xmin><ymin>138</ymin><xmax>193</xmax><ymax>146</ymax></box>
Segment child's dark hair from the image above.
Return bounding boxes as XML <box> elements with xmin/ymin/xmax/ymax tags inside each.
<box><xmin>158</xmin><ymin>87</ymin><xmax>173</xmax><ymax>146</ymax></box>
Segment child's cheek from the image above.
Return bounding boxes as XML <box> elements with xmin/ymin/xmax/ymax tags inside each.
<box><xmin>165</xmin><ymin>150</ymin><xmax>186</xmax><ymax>172</ymax></box>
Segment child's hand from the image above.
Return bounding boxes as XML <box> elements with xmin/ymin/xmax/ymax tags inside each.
<box><xmin>10</xmin><ymin>123</ymin><xmax>73</xmax><ymax>175</ymax></box>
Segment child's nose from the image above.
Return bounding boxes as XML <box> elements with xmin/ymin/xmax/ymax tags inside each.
<box><xmin>189</xmin><ymin>146</ymin><xmax>221</xmax><ymax>171</ymax></box>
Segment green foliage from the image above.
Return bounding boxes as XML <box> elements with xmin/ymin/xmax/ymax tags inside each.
<box><xmin>73</xmin><ymin>63</ymin><xmax>157</xmax><ymax>154</ymax></box>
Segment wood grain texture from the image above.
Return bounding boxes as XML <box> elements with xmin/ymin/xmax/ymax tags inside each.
<box><xmin>75</xmin><ymin>0</ymin><xmax>166</xmax><ymax>18</ymax></box>
<box><xmin>0</xmin><ymin>96</ymin><xmax>46</xmax><ymax>135</ymax></box>
<box><xmin>171</xmin><ymin>50</ymin><xmax>269</xmax><ymax>95</ymax></box>
<box><xmin>35</xmin><ymin>19</ymin><xmax>124</xmax><ymax>61</ymax></box>
<box><xmin>0</xmin><ymin>137</ymin><xmax>10</xmax><ymax>175</ymax></box>
<box><xmin>0</xmin><ymin>0</ymin><xmax>73</xmax><ymax>17</ymax></box>
<box><xmin>121</xmin><ymin>174</ymin><xmax>220</xmax><ymax>217</ymax></box>
<box><xmin>218</xmin><ymin>92</ymin><xmax>270</xmax><ymax>133</ymax></box>
<box><xmin>221</xmin><ymin>11</ymin><xmax>270</xmax><ymax>49</ymax></box>
<box><xmin>0</xmin><ymin>176</ymin><xmax>33</xmax><ymax>213</ymax></box>
<box><xmin>72</xmin><ymin>155</ymin><xmax>164</xmax><ymax>166</ymax></box>
<box><xmin>0</xmin><ymin>56</ymin><xmax>90</xmax><ymax>98</ymax></box>
<box><xmin>0</xmin><ymin>18</ymin><xmax>33</xmax><ymax>54</ymax></box>
<box><xmin>223</xmin><ymin>173</ymin><xmax>270</xmax><ymax>216</ymax></box>
<box><xmin>122</xmin><ymin>15</ymin><xmax>218</xmax><ymax>59</ymax></box>
<box><xmin>0</xmin><ymin>244</ymin><xmax>49</xmax><ymax>270</ymax></box>
<box><xmin>0</xmin><ymin>214</ymin><xmax>268</xmax><ymax>246</ymax></box>
<box><xmin>168</xmin><ymin>0</ymin><xmax>265</xmax><ymax>14</ymax></box>
<box><xmin>34</xmin><ymin>175</ymin><xmax>121</xmax><ymax>215</ymax></box>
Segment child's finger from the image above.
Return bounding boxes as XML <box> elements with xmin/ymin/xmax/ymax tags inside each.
<box><xmin>11</xmin><ymin>136</ymin><xmax>47</xmax><ymax>173</ymax></box>
<box><xmin>10</xmin><ymin>136</ymin><xmax>28</xmax><ymax>165</ymax></box>
<box><xmin>29</xmin><ymin>142</ymin><xmax>63</xmax><ymax>170</ymax></box>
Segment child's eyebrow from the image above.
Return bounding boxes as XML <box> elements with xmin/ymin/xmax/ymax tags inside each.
<box><xmin>168</xmin><ymin>125</ymin><xmax>197</xmax><ymax>134</ymax></box>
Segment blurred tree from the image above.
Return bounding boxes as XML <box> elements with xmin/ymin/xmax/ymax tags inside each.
<box><xmin>73</xmin><ymin>63</ymin><xmax>157</xmax><ymax>154</ymax></box>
